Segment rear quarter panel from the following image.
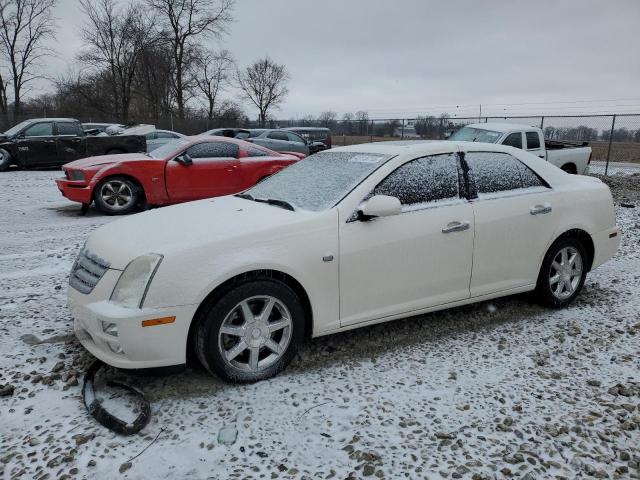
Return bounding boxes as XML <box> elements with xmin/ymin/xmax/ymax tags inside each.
<box><xmin>86</xmin><ymin>135</ymin><xmax>147</xmax><ymax>156</ymax></box>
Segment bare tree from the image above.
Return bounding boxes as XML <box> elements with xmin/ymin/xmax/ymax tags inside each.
<box><xmin>317</xmin><ymin>110</ymin><xmax>337</xmax><ymax>128</ymax></box>
<box><xmin>237</xmin><ymin>56</ymin><xmax>289</xmax><ymax>127</ymax></box>
<box><xmin>192</xmin><ymin>49</ymin><xmax>233</xmax><ymax>120</ymax></box>
<box><xmin>79</xmin><ymin>0</ymin><xmax>157</xmax><ymax>122</ymax></box>
<box><xmin>0</xmin><ymin>70</ymin><xmax>8</xmax><ymax>115</ymax></box>
<box><xmin>0</xmin><ymin>0</ymin><xmax>57</xmax><ymax>116</ymax></box>
<box><xmin>146</xmin><ymin>0</ymin><xmax>233</xmax><ymax>120</ymax></box>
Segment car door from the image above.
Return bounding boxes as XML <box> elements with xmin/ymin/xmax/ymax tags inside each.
<box><xmin>261</xmin><ymin>131</ymin><xmax>290</xmax><ymax>152</ymax></box>
<box><xmin>464</xmin><ymin>149</ymin><xmax>557</xmax><ymax>296</ymax></box>
<box><xmin>17</xmin><ymin>121</ymin><xmax>58</xmax><ymax>166</ymax></box>
<box><xmin>165</xmin><ymin>141</ymin><xmax>241</xmax><ymax>202</ymax></box>
<box><xmin>338</xmin><ymin>152</ymin><xmax>474</xmax><ymax>327</ymax></box>
<box><xmin>55</xmin><ymin>121</ymin><xmax>86</xmax><ymax>163</ymax></box>
<box><xmin>285</xmin><ymin>131</ymin><xmax>309</xmax><ymax>155</ymax></box>
<box><xmin>525</xmin><ymin>131</ymin><xmax>545</xmax><ymax>159</ymax></box>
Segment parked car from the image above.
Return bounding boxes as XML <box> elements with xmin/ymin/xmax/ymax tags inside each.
<box><xmin>204</xmin><ymin>128</ymin><xmax>251</xmax><ymax>139</ymax></box>
<box><xmin>0</xmin><ymin>118</ymin><xmax>146</xmax><ymax>171</ymax></box>
<box><xmin>144</xmin><ymin>129</ymin><xmax>186</xmax><ymax>152</ymax></box>
<box><xmin>245</xmin><ymin>129</ymin><xmax>310</xmax><ymax>156</ymax></box>
<box><xmin>56</xmin><ymin>136</ymin><xmax>300</xmax><ymax>215</ymax></box>
<box><xmin>448</xmin><ymin>123</ymin><xmax>592</xmax><ymax>174</ymax></box>
<box><xmin>283</xmin><ymin>127</ymin><xmax>332</xmax><ymax>153</ymax></box>
<box><xmin>66</xmin><ymin>141</ymin><xmax>619</xmax><ymax>382</ymax></box>
<box><xmin>82</xmin><ymin>123</ymin><xmax>126</xmax><ymax>135</ymax></box>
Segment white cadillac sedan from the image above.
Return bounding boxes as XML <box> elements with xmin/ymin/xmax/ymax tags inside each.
<box><xmin>68</xmin><ymin>141</ymin><xmax>619</xmax><ymax>382</ymax></box>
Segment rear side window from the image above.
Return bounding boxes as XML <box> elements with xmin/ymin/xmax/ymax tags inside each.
<box><xmin>371</xmin><ymin>153</ymin><xmax>460</xmax><ymax>210</ymax></box>
<box><xmin>286</xmin><ymin>132</ymin><xmax>305</xmax><ymax>143</ymax></box>
<box><xmin>57</xmin><ymin>122</ymin><xmax>78</xmax><ymax>135</ymax></box>
<box><xmin>267</xmin><ymin>131</ymin><xmax>288</xmax><ymax>141</ymax></box>
<box><xmin>466</xmin><ymin>152</ymin><xmax>545</xmax><ymax>195</ymax></box>
<box><xmin>247</xmin><ymin>147</ymin><xmax>269</xmax><ymax>157</ymax></box>
<box><xmin>526</xmin><ymin>132</ymin><xmax>541</xmax><ymax>150</ymax></box>
<box><xmin>502</xmin><ymin>132</ymin><xmax>522</xmax><ymax>149</ymax></box>
<box><xmin>187</xmin><ymin>142</ymin><xmax>239</xmax><ymax>159</ymax></box>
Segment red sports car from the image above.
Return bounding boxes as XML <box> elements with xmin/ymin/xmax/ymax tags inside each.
<box><xmin>55</xmin><ymin>136</ymin><xmax>304</xmax><ymax>215</ymax></box>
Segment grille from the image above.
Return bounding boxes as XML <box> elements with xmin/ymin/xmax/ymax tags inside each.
<box><xmin>69</xmin><ymin>249</ymin><xmax>110</xmax><ymax>294</ymax></box>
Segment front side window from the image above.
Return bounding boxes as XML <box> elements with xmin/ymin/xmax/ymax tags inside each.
<box><xmin>466</xmin><ymin>152</ymin><xmax>545</xmax><ymax>196</ymax></box>
<box><xmin>57</xmin><ymin>122</ymin><xmax>78</xmax><ymax>136</ymax></box>
<box><xmin>24</xmin><ymin>122</ymin><xmax>53</xmax><ymax>137</ymax></box>
<box><xmin>502</xmin><ymin>132</ymin><xmax>522</xmax><ymax>149</ymax></box>
<box><xmin>286</xmin><ymin>132</ymin><xmax>305</xmax><ymax>144</ymax></box>
<box><xmin>526</xmin><ymin>132</ymin><xmax>541</xmax><ymax>150</ymax></box>
<box><xmin>187</xmin><ymin>142</ymin><xmax>239</xmax><ymax>159</ymax></box>
<box><xmin>370</xmin><ymin>153</ymin><xmax>460</xmax><ymax>211</ymax></box>
<box><xmin>267</xmin><ymin>131</ymin><xmax>288</xmax><ymax>141</ymax></box>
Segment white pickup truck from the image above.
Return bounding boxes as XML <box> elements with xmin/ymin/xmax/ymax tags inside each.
<box><xmin>448</xmin><ymin>122</ymin><xmax>592</xmax><ymax>174</ymax></box>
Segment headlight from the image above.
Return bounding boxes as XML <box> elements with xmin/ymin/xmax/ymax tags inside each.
<box><xmin>110</xmin><ymin>254</ymin><xmax>163</xmax><ymax>308</ymax></box>
<box><xmin>69</xmin><ymin>170</ymin><xmax>86</xmax><ymax>181</ymax></box>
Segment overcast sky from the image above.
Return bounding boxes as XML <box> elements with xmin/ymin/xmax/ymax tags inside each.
<box><xmin>45</xmin><ymin>0</ymin><xmax>640</xmax><ymax>119</ymax></box>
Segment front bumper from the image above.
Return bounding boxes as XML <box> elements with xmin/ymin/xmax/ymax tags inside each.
<box><xmin>56</xmin><ymin>178</ymin><xmax>93</xmax><ymax>204</ymax></box>
<box><xmin>68</xmin><ymin>270</ymin><xmax>198</xmax><ymax>369</ymax></box>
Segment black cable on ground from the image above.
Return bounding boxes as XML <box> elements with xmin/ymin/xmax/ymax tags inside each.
<box><xmin>82</xmin><ymin>359</ymin><xmax>151</xmax><ymax>435</ymax></box>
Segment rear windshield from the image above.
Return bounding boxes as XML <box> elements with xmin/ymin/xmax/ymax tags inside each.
<box><xmin>246</xmin><ymin>151</ymin><xmax>393</xmax><ymax>211</ymax></box>
<box><xmin>448</xmin><ymin>126</ymin><xmax>502</xmax><ymax>143</ymax></box>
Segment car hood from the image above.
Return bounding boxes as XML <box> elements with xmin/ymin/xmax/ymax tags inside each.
<box><xmin>64</xmin><ymin>153</ymin><xmax>150</xmax><ymax>169</ymax></box>
<box><xmin>85</xmin><ymin>196</ymin><xmax>317</xmax><ymax>269</ymax></box>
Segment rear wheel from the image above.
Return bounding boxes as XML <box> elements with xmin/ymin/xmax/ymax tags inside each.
<box><xmin>94</xmin><ymin>177</ymin><xmax>142</xmax><ymax>215</ymax></box>
<box><xmin>535</xmin><ymin>238</ymin><xmax>587</xmax><ymax>308</ymax></box>
<box><xmin>195</xmin><ymin>280</ymin><xmax>305</xmax><ymax>383</ymax></box>
<box><xmin>561</xmin><ymin>163</ymin><xmax>577</xmax><ymax>174</ymax></box>
<box><xmin>0</xmin><ymin>148</ymin><xmax>12</xmax><ymax>172</ymax></box>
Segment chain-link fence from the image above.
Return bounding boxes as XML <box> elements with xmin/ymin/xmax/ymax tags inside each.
<box><xmin>2</xmin><ymin>112</ymin><xmax>639</xmax><ymax>176</ymax></box>
<box><xmin>269</xmin><ymin>114</ymin><xmax>640</xmax><ymax>177</ymax></box>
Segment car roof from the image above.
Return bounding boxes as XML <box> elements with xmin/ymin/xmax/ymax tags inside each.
<box><xmin>465</xmin><ymin>122</ymin><xmax>540</xmax><ymax>133</ymax></box>
<box><xmin>283</xmin><ymin>127</ymin><xmax>330</xmax><ymax>131</ymax></box>
<box><xmin>21</xmin><ymin>117</ymin><xmax>78</xmax><ymax>123</ymax></box>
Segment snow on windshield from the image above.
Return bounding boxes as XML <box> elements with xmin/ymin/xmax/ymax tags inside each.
<box><xmin>449</xmin><ymin>127</ymin><xmax>502</xmax><ymax>143</ymax></box>
<box><xmin>247</xmin><ymin>151</ymin><xmax>393</xmax><ymax>211</ymax></box>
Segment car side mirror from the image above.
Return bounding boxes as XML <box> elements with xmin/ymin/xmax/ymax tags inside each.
<box><xmin>17</xmin><ymin>133</ymin><xmax>25</xmax><ymax>139</ymax></box>
<box><xmin>174</xmin><ymin>153</ymin><xmax>193</xmax><ymax>166</ymax></box>
<box><xmin>357</xmin><ymin>195</ymin><xmax>402</xmax><ymax>221</ymax></box>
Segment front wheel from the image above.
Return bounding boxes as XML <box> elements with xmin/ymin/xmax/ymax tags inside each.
<box><xmin>94</xmin><ymin>177</ymin><xmax>142</xmax><ymax>215</ymax></box>
<box><xmin>0</xmin><ymin>148</ymin><xmax>12</xmax><ymax>172</ymax></box>
<box><xmin>195</xmin><ymin>280</ymin><xmax>305</xmax><ymax>383</ymax></box>
<box><xmin>535</xmin><ymin>238</ymin><xmax>588</xmax><ymax>308</ymax></box>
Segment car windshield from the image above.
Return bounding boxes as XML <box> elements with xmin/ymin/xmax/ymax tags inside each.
<box><xmin>245</xmin><ymin>151</ymin><xmax>393</xmax><ymax>211</ymax></box>
<box><xmin>448</xmin><ymin>126</ymin><xmax>502</xmax><ymax>143</ymax></box>
<box><xmin>4</xmin><ymin>120</ymin><xmax>33</xmax><ymax>136</ymax></box>
<box><xmin>148</xmin><ymin>138</ymin><xmax>190</xmax><ymax>158</ymax></box>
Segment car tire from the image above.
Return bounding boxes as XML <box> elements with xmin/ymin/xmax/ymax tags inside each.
<box><xmin>94</xmin><ymin>177</ymin><xmax>142</xmax><ymax>215</ymax></box>
<box><xmin>195</xmin><ymin>279</ymin><xmax>305</xmax><ymax>383</ymax></box>
<box><xmin>0</xmin><ymin>148</ymin><xmax>12</xmax><ymax>172</ymax></box>
<box><xmin>535</xmin><ymin>237</ymin><xmax>588</xmax><ymax>308</ymax></box>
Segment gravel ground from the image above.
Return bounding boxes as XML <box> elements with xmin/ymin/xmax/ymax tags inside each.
<box><xmin>1</xmin><ymin>171</ymin><xmax>639</xmax><ymax>480</ymax></box>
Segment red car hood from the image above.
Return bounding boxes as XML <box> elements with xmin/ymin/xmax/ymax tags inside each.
<box><xmin>64</xmin><ymin>153</ymin><xmax>149</xmax><ymax>169</ymax></box>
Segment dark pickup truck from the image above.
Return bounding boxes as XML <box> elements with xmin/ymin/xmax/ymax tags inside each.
<box><xmin>0</xmin><ymin>118</ymin><xmax>146</xmax><ymax>171</ymax></box>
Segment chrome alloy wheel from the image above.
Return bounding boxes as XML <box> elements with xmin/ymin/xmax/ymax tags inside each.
<box><xmin>217</xmin><ymin>295</ymin><xmax>292</xmax><ymax>372</ymax></box>
<box><xmin>100</xmin><ymin>180</ymin><xmax>133</xmax><ymax>210</ymax></box>
<box><xmin>549</xmin><ymin>246</ymin><xmax>583</xmax><ymax>300</ymax></box>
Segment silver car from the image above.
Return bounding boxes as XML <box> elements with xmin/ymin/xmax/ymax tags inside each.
<box><xmin>246</xmin><ymin>129</ymin><xmax>310</xmax><ymax>156</ymax></box>
<box><xmin>145</xmin><ymin>129</ymin><xmax>185</xmax><ymax>152</ymax></box>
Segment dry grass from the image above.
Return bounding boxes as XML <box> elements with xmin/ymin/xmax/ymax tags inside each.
<box><xmin>332</xmin><ymin>136</ymin><xmax>640</xmax><ymax>164</ymax></box>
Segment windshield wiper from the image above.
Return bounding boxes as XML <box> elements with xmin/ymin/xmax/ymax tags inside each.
<box><xmin>234</xmin><ymin>193</ymin><xmax>294</xmax><ymax>211</ymax></box>
<box><xmin>235</xmin><ymin>193</ymin><xmax>254</xmax><ymax>200</ymax></box>
<box><xmin>254</xmin><ymin>198</ymin><xmax>295</xmax><ymax>211</ymax></box>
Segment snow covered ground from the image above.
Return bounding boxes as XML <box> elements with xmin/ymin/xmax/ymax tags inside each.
<box><xmin>1</xmin><ymin>170</ymin><xmax>639</xmax><ymax>480</ymax></box>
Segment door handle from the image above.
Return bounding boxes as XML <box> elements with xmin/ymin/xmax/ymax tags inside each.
<box><xmin>45</xmin><ymin>139</ymin><xmax>56</xmax><ymax>143</ymax></box>
<box><xmin>442</xmin><ymin>220</ymin><xmax>470</xmax><ymax>234</ymax></box>
<box><xmin>530</xmin><ymin>203</ymin><xmax>552</xmax><ymax>215</ymax></box>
